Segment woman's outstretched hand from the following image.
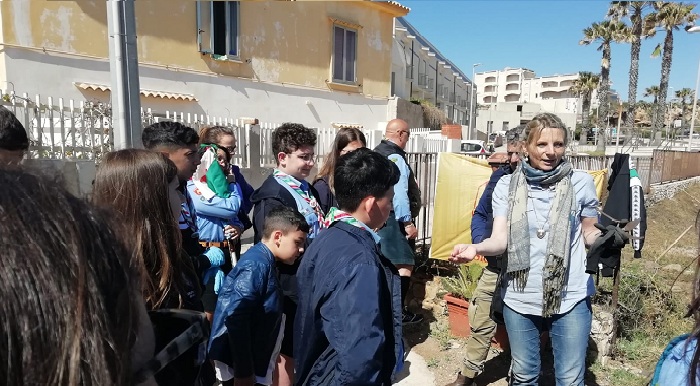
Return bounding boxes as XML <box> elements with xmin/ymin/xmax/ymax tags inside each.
<box><xmin>450</xmin><ymin>244</ymin><xmax>477</xmax><ymax>264</ymax></box>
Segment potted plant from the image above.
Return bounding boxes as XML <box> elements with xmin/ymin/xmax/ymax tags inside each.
<box><xmin>441</xmin><ymin>262</ymin><xmax>510</xmax><ymax>350</ymax></box>
<box><xmin>442</xmin><ymin>262</ymin><xmax>483</xmax><ymax>338</ymax></box>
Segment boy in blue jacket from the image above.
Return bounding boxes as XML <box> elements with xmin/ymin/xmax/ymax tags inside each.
<box><xmin>208</xmin><ymin>206</ymin><xmax>309</xmax><ymax>386</ymax></box>
<box><xmin>295</xmin><ymin>148</ymin><xmax>404</xmax><ymax>386</ymax></box>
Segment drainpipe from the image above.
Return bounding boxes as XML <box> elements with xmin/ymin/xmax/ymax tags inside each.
<box><xmin>434</xmin><ymin>60</ymin><xmax>438</xmax><ymax>104</ymax></box>
<box><xmin>108</xmin><ymin>0</ymin><xmax>142</xmax><ymax>149</ymax></box>
<box><xmin>409</xmin><ymin>40</ymin><xmax>414</xmax><ymax>96</ymax></box>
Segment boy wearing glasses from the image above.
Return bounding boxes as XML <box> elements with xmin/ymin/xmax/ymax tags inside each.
<box><xmin>250</xmin><ymin>122</ymin><xmax>324</xmax><ymax>386</ymax></box>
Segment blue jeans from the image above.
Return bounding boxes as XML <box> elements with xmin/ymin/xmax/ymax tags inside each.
<box><xmin>503</xmin><ymin>298</ymin><xmax>592</xmax><ymax>386</ymax></box>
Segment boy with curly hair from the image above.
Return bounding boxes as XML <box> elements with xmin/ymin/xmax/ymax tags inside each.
<box><xmin>250</xmin><ymin>122</ymin><xmax>324</xmax><ymax>386</ymax></box>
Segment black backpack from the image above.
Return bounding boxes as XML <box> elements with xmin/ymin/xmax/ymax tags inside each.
<box><xmin>134</xmin><ymin>309</ymin><xmax>213</xmax><ymax>386</ymax></box>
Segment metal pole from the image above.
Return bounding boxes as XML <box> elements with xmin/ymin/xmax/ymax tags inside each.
<box><xmin>470</xmin><ymin>63</ymin><xmax>481</xmax><ymax>141</ymax></box>
<box><xmin>616</xmin><ymin>103</ymin><xmax>623</xmax><ymax>153</ymax></box>
<box><xmin>688</xmin><ymin>55</ymin><xmax>700</xmax><ymax>151</ymax></box>
<box><xmin>108</xmin><ymin>0</ymin><xmax>142</xmax><ymax>150</ymax></box>
<box><xmin>467</xmin><ymin>82</ymin><xmax>473</xmax><ymax>140</ymax></box>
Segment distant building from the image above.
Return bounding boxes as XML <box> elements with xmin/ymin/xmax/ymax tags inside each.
<box><xmin>474</xmin><ymin>67</ymin><xmax>604</xmax><ymax>135</ymax></box>
<box><xmin>391</xmin><ymin>17</ymin><xmax>471</xmax><ymax>131</ymax></box>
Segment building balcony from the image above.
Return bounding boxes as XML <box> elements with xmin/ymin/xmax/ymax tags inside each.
<box><xmin>505</xmin><ymin>83</ymin><xmax>519</xmax><ymax>91</ymax></box>
<box><xmin>506</xmin><ymin>74</ymin><xmax>520</xmax><ymax>82</ymax></box>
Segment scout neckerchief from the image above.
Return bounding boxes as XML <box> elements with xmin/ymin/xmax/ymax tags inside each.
<box><xmin>273</xmin><ymin>169</ymin><xmax>325</xmax><ymax>229</ymax></box>
<box><xmin>324</xmin><ymin>207</ymin><xmax>379</xmax><ymax>243</ymax></box>
<box><xmin>324</xmin><ymin>207</ymin><xmax>363</xmax><ymax>229</ymax></box>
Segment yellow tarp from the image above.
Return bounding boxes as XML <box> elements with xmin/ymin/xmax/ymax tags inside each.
<box><xmin>429</xmin><ymin>153</ymin><xmax>608</xmax><ymax>261</ymax></box>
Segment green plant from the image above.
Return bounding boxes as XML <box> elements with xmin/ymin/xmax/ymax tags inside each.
<box><xmin>442</xmin><ymin>263</ymin><xmax>484</xmax><ymax>300</ymax></box>
<box><xmin>426</xmin><ymin>357</ymin><xmax>440</xmax><ymax>368</ymax></box>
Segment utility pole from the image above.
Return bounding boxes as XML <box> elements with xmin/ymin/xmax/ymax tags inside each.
<box><xmin>107</xmin><ymin>0</ymin><xmax>142</xmax><ymax>150</ymax></box>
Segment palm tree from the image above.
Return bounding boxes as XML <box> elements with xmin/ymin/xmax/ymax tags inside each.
<box><xmin>607</xmin><ymin>2</ymin><xmax>656</xmax><ymax>130</ymax></box>
<box><xmin>675</xmin><ymin>87</ymin><xmax>694</xmax><ymax>133</ymax></box>
<box><xmin>644</xmin><ymin>85</ymin><xmax>661</xmax><ymax>103</ymax></box>
<box><xmin>644</xmin><ymin>85</ymin><xmax>661</xmax><ymax>139</ymax></box>
<box><xmin>649</xmin><ymin>2</ymin><xmax>698</xmax><ymax>138</ymax></box>
<box><xmin>580</xmin><ymin>20</ymin><xmax>628</xmax><ymax>151</ymax></box>
<box><xmin>569</xmin><ymin>71</ymin><xmax>600</xmax><ymax>144</ymax></box>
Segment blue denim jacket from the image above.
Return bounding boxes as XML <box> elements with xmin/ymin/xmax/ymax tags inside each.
<box><xmin>186</xmin><ymin>180</ymin><xmax>243</xmax><ymax>242</ymax></box>
<box><xmin>208</xmin><ymin>243</ymin><xmax>283</xmax><ymax>378</ymax></box>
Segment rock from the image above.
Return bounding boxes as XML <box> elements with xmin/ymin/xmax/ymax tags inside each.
<box><xmin>590</xmin><ymin>308</ymin><xmax>615</xmax><ymax>359</ymax></box>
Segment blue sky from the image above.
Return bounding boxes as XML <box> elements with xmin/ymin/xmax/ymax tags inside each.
<box><xmin>401</xmin><ymin>0</ymin><xmax>700</xmax><ymax>102</ymax></box>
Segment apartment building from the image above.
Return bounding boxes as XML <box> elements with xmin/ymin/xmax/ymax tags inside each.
<box><xmin>391</xmin><ymin>17</ymin><xmax>471</xmax><ymax>128</ymax></box>
<box><xmin>0</xmin><ymin>1</ymin><xmax>408</xmax><ymax>129</ymax></box>
<box><xmin>474</xmin><ymin>68</ymin><xmax>583</xmax><ymax>134</ymax></box>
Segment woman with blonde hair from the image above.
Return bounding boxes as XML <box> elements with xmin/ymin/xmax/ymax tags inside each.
<box><xmin>312</xmin><ymin>127</ymin><xmax>366</xmax><ymax>213</ymax></box>
<box><xmin>450</xmin><ymin>113</ymin><xmax>600</xmax><ymax>386</ymax></box>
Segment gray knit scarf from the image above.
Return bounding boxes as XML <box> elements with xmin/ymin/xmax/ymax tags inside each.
<box><xmin>506</xmin><ymin>159</ymin><xmax>575</xmax><ymax>317</ymax></box>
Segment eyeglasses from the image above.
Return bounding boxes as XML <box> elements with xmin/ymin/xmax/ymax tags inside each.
<box><xmin>289</xmin><ymin>152</ymin><xmax>315</xmax><ymax>163</ymax></box>
<box><xmin>396</xmin><ymin>130</ymin><xmax>410</xmax><ymax>138</ymax></box>
<box><xmin>219</xmin><ymin>145</ymin><xmax>237</xmax><ymax>154</ymax></box>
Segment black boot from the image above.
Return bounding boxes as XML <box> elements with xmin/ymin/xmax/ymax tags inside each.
<box><xmin>444</xmin><ymin>372</ymin><xmax>476</xmax><ymax>386</ymax></box>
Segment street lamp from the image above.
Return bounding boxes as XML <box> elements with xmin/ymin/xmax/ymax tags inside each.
<box><xmin>685</xmin><ymin>24</ymin><xmax>700</xmax><ymax>151</ymax></box>
<box><xmin>469</xmin><ymin>63</ymin><xmax>482</xmax><ymax>140</ymax></box>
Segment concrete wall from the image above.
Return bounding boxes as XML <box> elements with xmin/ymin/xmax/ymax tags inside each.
<box><xmin>389</xmin><ymin>97</ymin><xmax>424</xmax><ymax>128</ymax></box>
<box><xmin>1</xmin><ymin>46</ymin><xmax>393</xmax><ymax>129</ymax></box>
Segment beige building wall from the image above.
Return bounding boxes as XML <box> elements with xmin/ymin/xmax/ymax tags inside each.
<box><xmin>0</xmin><ymin>1</ymin><xmax>400</xmax><ymax>98</ymax></box>
<box><xmin>0</xmin><ymin>1</ymin><xmax>410</xmax><ymax>128</ymax></box>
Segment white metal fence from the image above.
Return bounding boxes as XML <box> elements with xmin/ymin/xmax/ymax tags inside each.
<box><xmin>2</xmin><ymin>90</ymin><xmax>450</xmax><ymax>167</ymax></box>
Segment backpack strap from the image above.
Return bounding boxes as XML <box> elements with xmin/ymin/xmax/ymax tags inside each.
<box><xmin>133</xmin><ymin>309</ymin><xmax>210</xmax><ymax>384</ymax></box>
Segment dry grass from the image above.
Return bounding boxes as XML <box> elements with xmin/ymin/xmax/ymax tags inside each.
<box><xmin>592</xmin><ymin>182</ymin><xmax>700</xmax><ymax>382</ymax></box>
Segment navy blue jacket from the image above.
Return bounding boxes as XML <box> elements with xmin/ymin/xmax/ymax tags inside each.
<box><xmin>294</xmin><ymin>221</ymin><xmax>402</xmax><ymax>386</ymax></box>
<box><xmin>208</xmin><ymin>243</ymin><xmax>283</xmax><ymax>378</ymax></box>
<box><xmin>251</xmin><ymin>174</ymin><xmax>321</xmax><ymax>303</ymax></box>
<box><xmin>471</xmin><ymin>165</ymin><xmax>513</xmax><ymax>269</ymax></box>
<box><xmin>232</xmin><ymin>165</ymin><xmax>255</xmax><ymax>230</ymax></box>
<box><xmin>311</xmin><ymin>176</ymin><xmax>337</xmax><ymax>214</ymax></box>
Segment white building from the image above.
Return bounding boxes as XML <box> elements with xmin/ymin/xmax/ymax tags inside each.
<box><xmin>474</xmin><ymin>68</ymin><xmax>586</xmax><ymax>135</ymax></box>
<box><xmin>391</xmin><ymin>17</ymin><xmax>471</xmax><ymax>128</ymax></box>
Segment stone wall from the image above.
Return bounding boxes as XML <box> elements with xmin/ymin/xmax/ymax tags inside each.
<box><xmin>646</xmin><ymin>177</ymin><xmax>700</xmax><ymax>207</ymax></box>
<box><xmin>390</xmin><ymin>97</ymin><xmax>425</xmax><ymax>128</ymax></box>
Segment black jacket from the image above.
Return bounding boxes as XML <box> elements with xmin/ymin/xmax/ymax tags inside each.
<box><xmin>312</xmin><ymin>176</ymin><xmax>337</xmax><ymax>214</ymax></box>
<box><xmin>250</xmin><ymin>174</ymin><xmax>321</xmax><ymax>303</ymax></box>
<box><xmin>588</xmin><ymin>153</ymin><xmax>647</xmax><ymax>276</ymax></box>
<box><xmin>373</xmin><ymin>140</ymin><xmax>422</xmax><ymax>218</ymax></box>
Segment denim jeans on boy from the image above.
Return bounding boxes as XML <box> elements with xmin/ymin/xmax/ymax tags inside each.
<box><xmin>503</xmin><ymin>297</ymin><xmax>592</xmax><ymax>386</ymax></box>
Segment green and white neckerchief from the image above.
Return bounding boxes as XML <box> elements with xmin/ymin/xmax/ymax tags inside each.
<box><xmin>273</xmin><ymin>169</ymin><xmax>325</xmax><ymax>227</ymax></box>
<box><xmin>324</xmin><ymin>207</ymin><xmax>380</xmax><ymax>244</ymax></box>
